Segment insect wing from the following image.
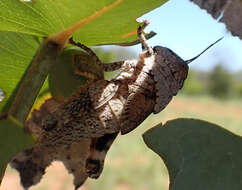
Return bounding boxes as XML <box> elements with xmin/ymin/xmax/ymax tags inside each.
<box><xmin>89</xmin><ymin>80</ymin><xmax>119</xmax><ymax>110</ymax></box>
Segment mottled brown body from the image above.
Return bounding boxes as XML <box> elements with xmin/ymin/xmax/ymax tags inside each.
<box><xmin>11</xmin><ymin>99</ymin><xmax>91</xmax><ymax>189</ymax></box>
<box><xmin>11</xmin><ymin>21</ymin><xmax>190</xmax><ymax>189</ymax></box>
<box><xmin>40</xmin><ymin>58</ymin><xmax>160</xmax><ymax>145</ymax></box>
<box><xmin>38</xmin><ymin>45</ymin><xmax>188</xmax><ymax>144</ymax></box>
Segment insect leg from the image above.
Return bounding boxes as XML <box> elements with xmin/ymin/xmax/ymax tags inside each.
<box><xmin>69</xmin><ymin>38</ymin><xmax>104</xmax><ymax>69</ymax></box>
<box><xmin>86</xmin><ymin>132</ymin><xmax>118</xmax><ymax>179</ymax></box>
<box><xmin>137</xmin><ymin>20</ymin><xmax>153</xmax><ymax>55</ymax></box>
<box><xmin>102</xmin><ymin>61</ymin><xmax>125</xmax><ymax>72</ymax></box>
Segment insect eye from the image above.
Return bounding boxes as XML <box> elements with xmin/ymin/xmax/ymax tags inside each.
<box><xmin>153</xmin><ymin>46</ymin><xmax>159</xmax><ymax>53</ymax></box>
<box><xmin>152</xmin><ymin>46</ymin><xmax>164</xmax><ymax>53</ymax></box>
<box><xmin>153</xmin><ymin>46</ymin><xmax>158</xmax><ymax>52</ymax></box>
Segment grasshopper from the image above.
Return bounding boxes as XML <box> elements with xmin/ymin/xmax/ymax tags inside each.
<box><xmin>11</xmin><ymin>21</ymin><xmax>221</xmax><ymax>189</ymax></box>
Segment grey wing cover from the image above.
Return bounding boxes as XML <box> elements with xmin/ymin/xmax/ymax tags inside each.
<box><xmin>88</xmin><ymin>80</ymin><xmax>119</xmax><ymax>109</ymax></box>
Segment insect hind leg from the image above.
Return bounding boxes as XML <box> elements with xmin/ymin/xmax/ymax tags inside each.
<box><xmin>70</xmin><ymin>38</ymin><xmax>125</xmax><ymax>73</ymax></box>
<box><xmin>69</xmin><ymin>38</ymin><xmax>104</xmax><ymax>69</ymax></box>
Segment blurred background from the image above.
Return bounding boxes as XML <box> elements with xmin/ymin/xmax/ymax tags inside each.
<box><xmin>2</xmin><ymin>0</ymin><xmax>242</xmax><ymax>189</ymax></box>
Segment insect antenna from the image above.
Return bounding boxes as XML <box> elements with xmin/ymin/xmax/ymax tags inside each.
<box><xmin>185</xmin><ymin>37</ymin><xmax>223</xmax><ymax>64</ymax></box>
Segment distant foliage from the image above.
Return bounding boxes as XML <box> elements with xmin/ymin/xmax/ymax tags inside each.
<box><xmin>182</xmin><ymin>70</ymin><xmax>205</xmax><ymax>96</ymax></box>
<box><xmin>235</xmin><ymin>83</ymin><xmax>242</xmax><ymax>97</ymax></box>
<box><xmin>208</xmin><ymin>64</ymin><xmax>233</xmax><ymax>98</ymax></box>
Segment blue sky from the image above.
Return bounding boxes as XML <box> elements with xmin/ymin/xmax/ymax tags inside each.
<box><xmin>130</xmin><ymin>0</ymin><xmax>242</xmax><ymax>72</ymax></box>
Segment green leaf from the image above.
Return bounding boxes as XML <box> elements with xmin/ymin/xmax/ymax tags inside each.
<box><xmin>0</xmin><ymin>116</ymin><xmax>35</xmax><ymax>183</ymax></box>
<box><xmin>0</xmin><ymin>0</ymin><xmax>167</xmax><ymax>45</ymax></box>
<box><xmin>48</xmin><ymin>49</ymin><xmax>90</xmax><ymax>101</ymax></box>
<box><xmin>0</xmin><ymin>31</ymin><xmax>40</xmax><ymax>112</ymax></box>
<box><xmin>143</xmin><ymin>118</ymin><xmax>242</xmax><ymax>190</ymax></box>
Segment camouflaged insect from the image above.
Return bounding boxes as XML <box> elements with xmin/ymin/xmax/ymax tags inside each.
<box><xmin>11</xmin><ymin>21</ymin><xmax>220</xmax><ymax>189</ymax></box>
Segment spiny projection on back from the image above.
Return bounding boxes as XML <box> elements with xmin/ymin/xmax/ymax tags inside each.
<box><xmin>11</xmin><ymin>21</ymin><xmax>222</xmax><ymax>190</ymax></box>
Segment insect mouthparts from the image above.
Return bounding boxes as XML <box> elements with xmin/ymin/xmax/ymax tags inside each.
<box><xmin>185</xmin><ymin>37</ymin><xmax>223</xmax><ymax>64</ymax></box>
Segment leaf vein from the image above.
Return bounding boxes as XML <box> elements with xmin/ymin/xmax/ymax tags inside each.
<box><xmin>20</xmin><ymin>2</ymin><xmax>55</xmax><ymax>32</ymax></box>
<box><xmin>0</xmin><ymin>44</ymin><xmax>31</xmax><ymax>59</ymax></box>
<box><xmin>0</xmin><ymin>15</ymin><xmax>46</xmax><ymax>35</ymax></box>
